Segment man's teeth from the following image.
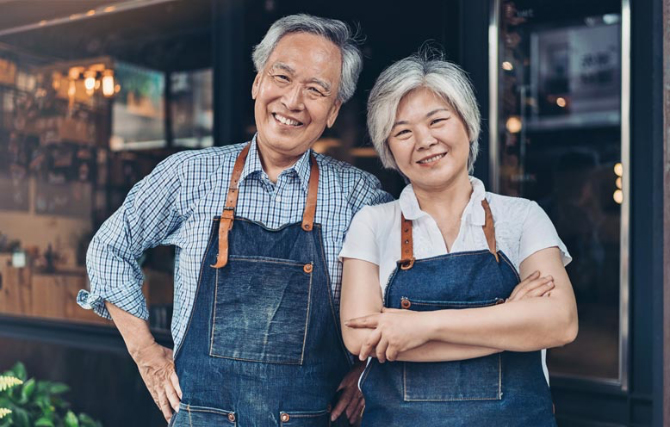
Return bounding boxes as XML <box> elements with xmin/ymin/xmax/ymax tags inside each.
<box><xmin>418</xmin><ymin>153</ymin><xmax>446</xmax><ymax>164</ymax></box>
<box><xmin>275</xmin><ymin>114</ymin><xmax>301</xmax><ymax>126</ymax></box>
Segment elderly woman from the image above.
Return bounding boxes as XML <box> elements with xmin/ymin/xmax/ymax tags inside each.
<box><xmin>339</xmin><ymin>54</ymin><xmax>578</xmax><ymax>426</ymax></box>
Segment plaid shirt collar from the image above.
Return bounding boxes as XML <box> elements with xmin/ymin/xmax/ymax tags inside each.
<box><xmin>240</xmin><ymin>134</ymin><xmax>312</xmax><ymax>193</ymax></box>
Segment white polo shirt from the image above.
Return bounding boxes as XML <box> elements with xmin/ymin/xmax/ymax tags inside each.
<box><xmin>339</xmin><ymin>176</ymin><xmax>572</xmax><ymax>383</ymax></box>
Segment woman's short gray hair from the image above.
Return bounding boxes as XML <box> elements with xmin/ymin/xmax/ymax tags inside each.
<box><xmin>252</xmin><ymin>14</ymin><xmax>363</xmax><ymax>104</ymax></box>
<box><xmin>367</xmin><ymin>54</ymin><xmax>481</xmax><ymax>173</ymax></box>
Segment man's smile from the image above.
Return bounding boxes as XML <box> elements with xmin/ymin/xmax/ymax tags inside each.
<box><xmin>272</xmin><ymin>112</ymin><xmax>303</xmax><ymax>127</ymax></box>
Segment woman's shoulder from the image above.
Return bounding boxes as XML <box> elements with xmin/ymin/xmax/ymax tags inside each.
<box><xmin>354</xmin><ymin>199</ymin><xmax>402</xmax><ymax>225</ymax></box>
<box><xmin>485</xmin><ymin>192</ymin><xmax>539</xmax><ymax>224</ymax></box>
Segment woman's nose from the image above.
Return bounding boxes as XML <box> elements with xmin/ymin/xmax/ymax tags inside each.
<box><xmin>415</xmin><ymin>129</ymin><xmax>438</xmax><ymax>149</ymax></box>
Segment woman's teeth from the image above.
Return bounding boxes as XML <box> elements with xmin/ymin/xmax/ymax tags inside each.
<box><xmin>274</xmin><ymin>114</ymin><xmax>301</xmax><ymax>126</ymax></box>
<box><xmin>418</xmin><ymin>153</ymin><xmax>446</xmax><ymax>164</ymax></box>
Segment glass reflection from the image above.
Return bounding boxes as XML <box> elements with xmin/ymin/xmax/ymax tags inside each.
<box><xmin>496</xmin><ymin>0</ymin><xmax>623</xmax><ymax>380</ymax></box>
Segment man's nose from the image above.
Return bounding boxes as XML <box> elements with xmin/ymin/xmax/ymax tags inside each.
<box><xmin>282</xmin><ymin>85</ymin><xmax>305</xmax><ymax>111</ymax></box>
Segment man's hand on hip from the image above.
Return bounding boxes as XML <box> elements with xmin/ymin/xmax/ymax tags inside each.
<box><xmin>133</xmin><ymin>342</ymin><xmax>182</xmax><ymax>422</ymax></box>
<box><xmin>331</xmin><ymin>361</ymin><xmax>365</xmax><ymax>425</ymax></box>
<box><xmin>104</xmin><ymin>302</ymin><xmax>182</xmax><ymax>422</ymax></box>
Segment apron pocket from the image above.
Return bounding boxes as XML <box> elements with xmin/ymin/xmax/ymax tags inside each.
<box><xmin>171</xmin><ymin>403</ymin><xmax>237</xmax><ymax>426</ymax></box>
<box><xmin>279</xmin><ymin>409</ymin><xmax>331</xmax><ymax>426</ymax></box>
<box><xmin>210</xmin><ymin>256</ymin><xmax>313</xmax><ymax>365</ymax></box>
<box><xmin>403</xmin><ymin>354</ymin><xmax>502</xmax><ymax>402</ymax></box>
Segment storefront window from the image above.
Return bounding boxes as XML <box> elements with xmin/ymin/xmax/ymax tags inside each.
<box><xmin>0</xmin><ymin>0</ymin><xmax>212</xmax><ymax>332</ymax></box>
<box><xmin>492</xmin><ymin>0</ymin><xmax>628</xmax><ymax>383</ymax></box>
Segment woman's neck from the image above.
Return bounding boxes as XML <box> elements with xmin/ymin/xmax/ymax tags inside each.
<box><xmin>412</xmin><ymin>172</ymin><xmax>473</xmax><ymax>224</ymax></box>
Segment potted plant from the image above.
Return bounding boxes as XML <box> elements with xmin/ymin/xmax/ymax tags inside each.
<box><xmin>0</xmin><ymin>362</ymin><xmax>102</xmax><ymax>427</ymax></box>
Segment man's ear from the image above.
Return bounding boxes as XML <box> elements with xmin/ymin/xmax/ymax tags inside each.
<box><xmin>326</xmin><ymin>100</ymin><xmax>342</xmax><ymax>128</ymax></box>
<box><xmin>251</xmin><ymin>73</ymin><xmax>261</xmax><ymax>99</ymax></box>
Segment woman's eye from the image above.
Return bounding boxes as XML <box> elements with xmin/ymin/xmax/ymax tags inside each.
<box><xmin>431</xmin><ymin>118</ymin><xmax>447</xmax><ymax>125</ymax></box>
<box><xmin>394</xmin><ymin>129</ymin><xmax>410</xmax><ymax>137</ymax></box>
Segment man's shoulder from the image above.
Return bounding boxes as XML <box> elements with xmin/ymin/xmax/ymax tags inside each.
<box><xmin>312</xmin><ymin>152</ymin><xmax>380</xmax><ymax>186</ymax></box>
<box><xmin>159</xmin><ymin>143</ymin><xmax>248</xmax><ymax>176</ymax></box>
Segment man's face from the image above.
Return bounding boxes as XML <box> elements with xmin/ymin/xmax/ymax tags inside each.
<box><xmin>252</xmin><ymin>32</ymin><xmax>343</xmax><ymax>161</ymax></box>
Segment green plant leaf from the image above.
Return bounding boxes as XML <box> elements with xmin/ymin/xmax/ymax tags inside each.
<box><xmin>20</xmin><ymin>378</ymin><xmax>35</xmax><ymax>402</ymax></box>
<box><xmin>34</xmin><ymin>417</ymin><xmax>55</xmax><ymax>427</ymax></box>
<box><xmin>64</xmin><ymin>410</ymin><xmax>79</xmax><ymax>427</ymax></box>
<box><xmin>48</xmin><ymin>383</ymin><xmax>70</xmax><ymax>395</ymax></box>
<box><xmin>10</xmin><ymin>363</ymin><xmax>27</xmax><ymax>382</ymax></box>
<box><xmin>12</xmin><ymin>406</ymin><xmax>29</xmax><ymax>427</ymax></box>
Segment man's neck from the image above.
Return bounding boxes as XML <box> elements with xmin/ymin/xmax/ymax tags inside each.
<box><xmin>256</xmin><ymin>142</ymin><xmax>304</xmax><ymax>183</ymax></box>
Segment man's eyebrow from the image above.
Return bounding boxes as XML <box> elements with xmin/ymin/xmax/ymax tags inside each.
<box><xmin>307</xmin><ymin>78</ymin><xmax>331</xmax><ymax>92</ymax></box>
<box><xmin>271</xmin><ymin>62</ymin><xmax>295</xmax><ymax>74</ymax></box>
<box><xmin>271</xmin><ymin>62</ymin><xmax>331</xmax><ymax>92</ymax></box>
<box><xmin>392</xmin><ymin>108</ymin><xmax>450</xmax><ymax>128</ymax></box>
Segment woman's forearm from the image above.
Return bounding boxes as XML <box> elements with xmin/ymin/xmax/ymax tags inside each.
<box><xmin>395</xmin><ymin>341</ymin><xmax>500</xmax><ymax>362</ymax></box>
<box><xmin>425</xmin><ymin>297</ymin><xmax>577</xmax><ymax>352</ymax></box>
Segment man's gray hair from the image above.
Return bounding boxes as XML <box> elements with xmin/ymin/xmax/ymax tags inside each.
<box><xmin>252</xmin><ymin>14</ymin><xmax>363</xmax><ymax>103</ymax></box>
<box><xmin>367</xmin><ymin>54</ymin><xmax>481</xmax><ymax>173</ymax></box>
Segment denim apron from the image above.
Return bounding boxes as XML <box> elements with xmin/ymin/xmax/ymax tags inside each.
<box><xmin>360</xmin><ymin>199</ymin><xmax>556</xmax><ymax>426</ymax></box>
<box><xmin>171</xmin><ymin>144</ymin><xmax>351</xmax><ymax>426</ymax></box>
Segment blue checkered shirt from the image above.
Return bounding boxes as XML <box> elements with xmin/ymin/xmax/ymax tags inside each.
<box><xmin>78</xmin><ymin>136</ymin><xmax>392</xmax><ymax>350</ymax></box>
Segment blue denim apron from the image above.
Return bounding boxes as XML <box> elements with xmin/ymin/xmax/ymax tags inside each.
<box><xmin>360</xmin><ymin>199</ymin><xmax>556</xmax><ymax>426</ymax></box>
<box><xmin>171</xmin><ymin>144</ymin><xmax>351</xmax><ymax>426</ymax></box>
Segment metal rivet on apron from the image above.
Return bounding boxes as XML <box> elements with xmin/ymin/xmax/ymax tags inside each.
<box><xmin>303</xmin><ymin>263</ymin><xmax>313</xmax><ymax>273</ymax></box>
<box><xmin>281</xmin><ymin>413</ymin><xmax>290</xmax><ymax>422</ymax></box>
<box><xmin>227</xmin><ymin>413</ymin><xmax>236</xmax><ymax>422</ymax></box>
<box><xmin>495</xmin><ymin>298</ymin><xmax>505</xmax><ymax>305</ymax></box>
<box><xmin>400</xmin><ymin>297</ymin><xmax>411</xmax><ymax>309</ymax></box>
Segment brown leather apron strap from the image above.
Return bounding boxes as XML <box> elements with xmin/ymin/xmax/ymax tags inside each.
<box><xmin>211</xmin><ymin>143</ymin><xmax>320</xmax><ymax>268</ymax></box>
<box><xmin>301</xmin><ymin>155</ymin><xmax>319</xmax><ymax>231</ymax></box>
<box><xmin>399</xmin><ymin>214</ymin><xmax>415</xmax><ymax>270</ymax></box>
<box><xmin>211</xmin><ymin>143</ymin><xmax>250</xmax><ymax>268</ymax></box>
<box><xmin>397</xmin><ymin>197</ymin><xmax>500</xmax><ymax>270</ymax></box>
<box><xmin>481</xmin><ymin>198</ymin><xmax>499</xmax><ymax>263</ymax></box>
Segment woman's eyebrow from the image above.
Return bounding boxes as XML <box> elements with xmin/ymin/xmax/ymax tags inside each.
<box><xmin>392</xmin><ymin>108</ymin><xmax>450</xmax><ymax>128</ymax></box>
<box><xmin>426</xmin><ymin>108</ymin><xmax>449</xmax><ymax>117</ymax></box>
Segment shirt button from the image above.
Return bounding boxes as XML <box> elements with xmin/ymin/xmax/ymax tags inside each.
<box><xmin>276</xmin><ymin>196</ymin><xmax>282</xmax><ymax>202</ymax></box>
<box><xmin>280</xmin><ymin>413</ymin><xmax>290</xmax><ymax>422</ymax></box>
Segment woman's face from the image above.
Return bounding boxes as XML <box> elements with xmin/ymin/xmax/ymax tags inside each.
<box><xmin>387</xmin><ymin>87</ymin><xmax>470</xmax><ymax>191</ymax></box>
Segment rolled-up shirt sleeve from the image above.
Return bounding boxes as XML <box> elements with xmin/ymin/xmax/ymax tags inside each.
<box><xmin>77</xmin><ymin>154</ymin><xmax>186</xmax><ymax>320</ymax></box>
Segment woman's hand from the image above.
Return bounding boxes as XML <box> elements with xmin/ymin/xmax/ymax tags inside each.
<box><xmin>346</xmin><ymin>308</ymin><xmax>432</xmax><ymax>363</ymax></box>
<box><xmin>345</xmin><ymin>270</ymin><xmax>555</xmax><ymax>363</ymax></box>
<box><xmin>507</xmin><ymin>270</ymin><xmax>554</xmax><ymax>302</ymax></box>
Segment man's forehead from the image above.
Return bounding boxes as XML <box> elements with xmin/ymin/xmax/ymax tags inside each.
<box><xmin>265</xmin><ymin>33</ymin><xmax>341</xmax><ymax>78</ymax></box>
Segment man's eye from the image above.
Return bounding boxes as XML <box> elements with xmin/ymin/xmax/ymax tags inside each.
<box><xmin>308</xmin><ymin>87</ymin><xmax>324</xmax><ymax>96</ymax></box>
<box><xmin>273</xmin><ymin>74</ymin><xmax>290</xmax><ymax>82</ymax></box>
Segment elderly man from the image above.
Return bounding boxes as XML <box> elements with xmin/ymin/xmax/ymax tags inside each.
<box><xmin>78</xmin><ymin>14</ymin><xmax>391</xmax><ymax>427</ymax></box>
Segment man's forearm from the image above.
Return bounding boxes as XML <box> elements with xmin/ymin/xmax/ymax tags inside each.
<box><xmin>105</xmin><ymin>301</ymin><xmax>157</xmax><ymax>360</ymax></box>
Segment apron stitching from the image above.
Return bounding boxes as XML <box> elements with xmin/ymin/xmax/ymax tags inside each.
<box><xmin>315</xmin><ymin>225</ymin><xmax>352</xmax><ymax>364</ymax></box>
<box><xmin>174</xmin><ymin>220</ymin><xmax>219</xmax><ymax>359</ymax></box>
<box><xmin>299</xmin><ymin>261</ymin><xmax>314</xmax><ymax>365</ymax></box>
<box><xmin>209</xmin><ymin>267</ymin><xmax>219</xmax><ymax>357</ymax></box>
